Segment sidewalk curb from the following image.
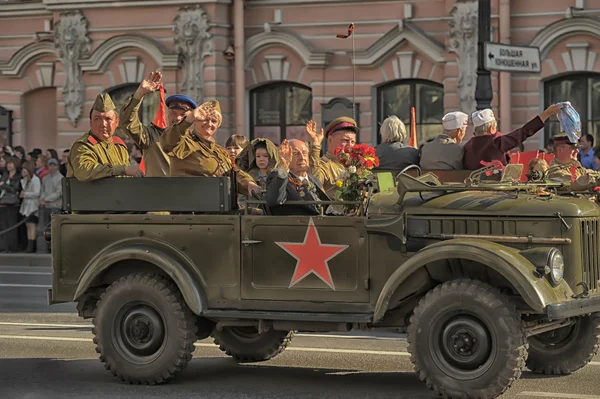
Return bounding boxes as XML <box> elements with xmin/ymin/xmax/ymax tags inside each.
<box><xmin>0</xmin><ymin>254</ymin><xmax>51</xmax><ymax>267</ymax></box>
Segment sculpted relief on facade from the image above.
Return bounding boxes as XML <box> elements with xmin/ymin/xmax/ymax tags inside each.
<box><xmin>54</xmin><ymin>10</ymin><xmax>91</xmax><ymax>126</ymax></box>
<box><xmin>449</xmin><ymin>0</ymin><xmax>478</xmax><ymax>114</ymax></box>
<box><xmin>174</xmin><ymin>6</ymin><xmax>212</xmax><ymax>105</ymax></box>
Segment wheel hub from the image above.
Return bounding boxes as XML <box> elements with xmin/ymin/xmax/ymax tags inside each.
<box><xmin>113</xmin><ymin>303</ymin><xmax>166</xmax><ymax>364</ymax></box>
<box><xmin>430</xmin><ymin>314</ymin><xmax>495</xmax><ymax>379</ymax></box>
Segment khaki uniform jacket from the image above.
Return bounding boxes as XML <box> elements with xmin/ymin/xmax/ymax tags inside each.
<box><xmin>66</xmin><ymin>132</ymin><xmax>130</xmax><ymax>182</ymax></box>
<box><xmin>308</xmin><ymin>143</ymin><xmax>345</xmax><ymax>198</ymax></box>
<box><xmin>419</xmin><ymin>134</ymin><xmax>464</xmax><ymax>170</ymax></box>
<box><xmin>547</xmin><ymin>158</ymin><xmax>600</xmax><ymax>190</ymax></box>
<box><xmin>118</xmin><ymin>95</ymin><xmax>170</xmax><ymax>177</ymax></box>
<box><xmin>159</xmin><ymin>119</ymin><xmax>255</xmax><ymax>195</ymax></box>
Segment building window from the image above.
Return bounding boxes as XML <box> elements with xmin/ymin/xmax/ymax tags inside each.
<box><xmin>544</xmin><ymin>73</ymin><xmax>600</xmax><ymax>144</ymax></box>
<box><xmin>376</xmin><ymin>79</ymin><xmax>444</xmax><ymax>145</ymax></box>
<box><xmin>250</xmin><ymin>82</ymin><xmax>312</xmax><ymax>144</ymax></box>
<box><xmin>107</xmin><ymin>83</ymin><xmax>161</xmax><ymax>127</ymax></box>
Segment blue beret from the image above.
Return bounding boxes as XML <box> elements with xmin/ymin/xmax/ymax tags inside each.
<box><xmin>165</xmin><ymin>95</ymin><xmax>197</xmax><ymax>109</ymax></box>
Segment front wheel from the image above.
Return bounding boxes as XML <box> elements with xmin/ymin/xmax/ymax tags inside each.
<box><xmin>526</xmin><ymin>314</ymin><xmax>600</xmax><ymax>375</ymax></box>
<box><xmin>407</xmin><ymin>279</ymin><xmax>528</xmax><ymax>399</ymax></box>
<box><xmin>92</xmin><ymin>273</ymin><xmax>198</xmax><ymax>384</ymax></box>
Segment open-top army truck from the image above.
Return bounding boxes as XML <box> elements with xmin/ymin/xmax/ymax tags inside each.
<box><xmin>47</xmin><ymin>165</ymin><xmax>600</xmax><ymax>399</ymax></box>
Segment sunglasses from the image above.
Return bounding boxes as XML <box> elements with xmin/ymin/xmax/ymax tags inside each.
<box><xmin>168</xmin><ymin>104</ymin><xmax>192</xmax><ymax>112</ymax></box>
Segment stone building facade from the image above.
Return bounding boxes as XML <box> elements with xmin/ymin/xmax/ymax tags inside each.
<box><xmin>0</xmin><ymin>0</ymin><xmax>599</xmax><ymax>153</ymax></box>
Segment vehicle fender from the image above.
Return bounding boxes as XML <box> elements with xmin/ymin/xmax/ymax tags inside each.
<box><xmin>373</xmin><ymin>238</ymin><xmax>566</xmax><ymax>322</ymax></box>
<box><xmin>73</xmin><ymin>237</ymin><xmax>207</xmax><ymax>315</ymax></box>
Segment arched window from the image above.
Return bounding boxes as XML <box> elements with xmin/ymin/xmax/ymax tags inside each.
<box><xmin>250</xmin><ymin>82</ymin><xmax>312</xmax><ymax>144</ymax></box>
<box><xmin>376</xmin><ymin>79</ymin><xmax>444</xmax><ymax>144</ymax></box>
<box><xmin>544</xmin><ymin>73</ymin><xmax>600</xmax><ymax>144</ymax></box>
<box><xmin>106</xmin><ymin>83</ymin><xmax>161</xmax><ymax>127</ymax></box>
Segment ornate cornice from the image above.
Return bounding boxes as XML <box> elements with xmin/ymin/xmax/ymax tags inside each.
<box><xmin>352</xmin><ymin>20</ymin><xmax>445</xmax><ymax>67</ymax></box>
<box><xmin>79</xmin><ymin>34</ymin><xmax>179</xmax><ymax>72</ymax></box>
<box><xmin>530</xmin><ymin>17</ymin><xmax>600</xmax><ymax>59</ymax></box>
<box><xmin>0</xmin><ymin>40</ymin><xmax>56</xmax><ymax>77</ymax></box>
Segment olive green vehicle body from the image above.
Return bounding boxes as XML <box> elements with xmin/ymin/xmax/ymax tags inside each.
<box><xmin>48</xmin><ymin>172</ymin><xmax>600</xmax><ymax>325</ymax></box>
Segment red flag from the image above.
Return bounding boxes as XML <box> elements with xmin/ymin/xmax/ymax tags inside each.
<box><xmin>408</xmin><ymin>106</ymin><xmax>418</xmax><ymax>148</ymax></box>
<box><xmin>140</xmin><ymin>84</ymin><xmax>167</xmax><ymax>173</ymax></box>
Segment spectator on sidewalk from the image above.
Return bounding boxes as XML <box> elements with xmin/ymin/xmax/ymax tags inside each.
<box><xmin>59</xmin><ymin>149</ymin><xmax>69</xmax><ymax>176</ymax></box>
<box><xmin>40</xmin><ymin>158</ymin><xmax>63</xmax><ymax>215</ymax></box>
<box><xmin>19</xmin><ymin>162</ymin><xmax>41</xmax><ymax>253</ymax></box>
<box><xmin>0</xmin><ymin>155</ymin><xmax>6</xmax><ymax>176</ymax></box>
<box><xmin>35</xmin><ymin>155</ymin><xmax>49</xmax><ymax>181</ymax></box>
<box><xmin>0</xmin><ymin>158</ymin><xmax>22</xmax><ymax>253</ymax></box>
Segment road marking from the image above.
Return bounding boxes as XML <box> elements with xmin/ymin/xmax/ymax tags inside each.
<box><xmin>0</xmin><ymin>271</ymin><xmax>51</xmax><ymax>275</ymax></box>
<box><xmin>0</xmin><ymin>322</ymin><xmax>405</xmax><ymax>340</ymax></box>
<box><xmin>519</xmin><ymin>392</ymin><xmax>600</xmax><ymax>399</ymax></box>
<box><xmin>0</xmin><ymin>334</ymin><xmax>599</xmax><ymax>366</ymax></box>
<box><xmin>0</xmin><ymin>284</ymin><xmax>51</xmax><ymax>288</ymax></box>
<box><xmin>0</xmin><ymin>322</ymin><xmax>92</xmax><ymax>328</ymax></box>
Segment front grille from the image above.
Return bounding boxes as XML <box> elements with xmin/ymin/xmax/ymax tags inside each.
<box><xmin>581</xmin><ymin>218</ymin><xmax>600</xmax><ymax>292</ymax></box>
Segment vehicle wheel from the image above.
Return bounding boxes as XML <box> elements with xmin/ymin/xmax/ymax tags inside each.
<box><xmin>212</xmin><ymin>326</ymin><xmax>293</xmax><ymax>362</ymax></box>
<box><xmin>92</xmin><ymin>273</ymin><xmax>198</xmax><ymax>384</ymax></box>
<box><xmin>407</xmin><ymin>279</ymin><xmax>528</xmax><ymax>399</ymax></box>
<box><xmin>526</xmin><ymin>313</ymin><xmax>600</xmax><ymax>375</ymax></box>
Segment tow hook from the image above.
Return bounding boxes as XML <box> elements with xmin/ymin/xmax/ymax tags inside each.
<box><xmin>572</xmin><ymin>282</ymin><xmax>590</xmax><ymax>299</ymax></box>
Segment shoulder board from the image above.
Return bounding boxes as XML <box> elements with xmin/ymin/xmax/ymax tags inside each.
<box><xmin>112</xmin><ymin>136</ymin><xmax>127</xmax><ymax>147</ymax></box>
<box><xmin>87</xmin><ymin>135</ymin><xmax>98</xmax><ymax>146</ymax></box>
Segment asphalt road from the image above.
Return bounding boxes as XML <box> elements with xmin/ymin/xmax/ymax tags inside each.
<box><xmin>1</xmin><ymin>266</ymin><xmax>600</xmax><ymax>398</ymax></box>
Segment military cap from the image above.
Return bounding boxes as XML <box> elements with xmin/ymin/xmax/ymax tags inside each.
<box><xmin>552</xmin><ymin>133</ymin><xmax>578</xmax><ymax>146</ymax></box>
<box><xmin>324</xmin><ymin>116</ymin><xmax>359</xmax><ymax>137</ymax></box>
<box><xmin>203</xmin><ymin>99</ymin><xmax>221</xmax><ymax>115</ymax></box>
<box><xmin>91</xmin><ymin>93</ymin><xmax>116</xmax><ymax>113</ymax></box>
<box><xmin>472</xmin><ymin>108</ymin><xmax>496</xmax><ymax>127</ymax></box>
<box><xmin>165</xmin><ymin>94</ymin><xmax>197</xmax><ymax>109</ymax></box>
<box><xmin>442</xmin><ymin>111</ymin><xmax>468</xmax><ymax>130</ymax></box>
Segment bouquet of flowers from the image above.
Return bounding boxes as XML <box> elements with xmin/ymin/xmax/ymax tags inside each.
<box><xmin>556</xmin><ymin>101</ymin><xmax>581</xmax><ymax>143</ymax></box>
<box><xmin>333</xmin><ymin>143</ymin><xmax>380</xmax><ymax>213</ymax></box>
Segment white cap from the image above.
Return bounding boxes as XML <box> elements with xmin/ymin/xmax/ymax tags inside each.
<box><xmin>442</xmin><ymin>111</ymin><xmax>469</xmax><ymax>130</ymax></box>
<box><xmin>472</xmin><ymin>108</ymin><xmax>496</xmax><ymax>127</ymax></box>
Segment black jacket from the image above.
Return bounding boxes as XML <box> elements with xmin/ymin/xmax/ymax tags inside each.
<box><xmin>265</xmin><ymin>168</ymin><xmax>330</xmax><ymax>215</ymax></box>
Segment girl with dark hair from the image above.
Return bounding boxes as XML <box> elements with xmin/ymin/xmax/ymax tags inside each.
<box><xmin>19</xmin><ymin>161</ymin><xmax>41</xmax><ymax>252</ymax></box>
<box><xmin>0</xmin><ymin>157</ymin><xmax>22</xmax><ymax>252</ymax></box>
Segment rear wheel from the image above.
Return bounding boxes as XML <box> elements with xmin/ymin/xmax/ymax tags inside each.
<box><xmin>526</xmin><ymin>314</ymin><xmax>600</xmax><ymax>375</ymax></box>
<box><xmin>213</xmin><ymin>326</ymin><xmax>293</xmax><ymax>362</ymax></box>
<box><xmin>407</xmin><ymin>279</ymin><xmax>528</xmax><ymax>399</ymax></box>
<box><xmin>92</xmin><ymin>273</ymin><xmax>197</xmax><ymax>384</ymax></box>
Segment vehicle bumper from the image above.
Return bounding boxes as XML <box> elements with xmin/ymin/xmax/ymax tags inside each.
<box><xmin>546</xmin><ymin>295</ymin><xmax>600</xmax><ymax>319</ymax></box>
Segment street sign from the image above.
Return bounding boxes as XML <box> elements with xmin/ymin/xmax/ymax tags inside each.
<box><xmin>484</xmin><ymin>42</ymin><xmax>541</xmax><ymax>73</ymax></box>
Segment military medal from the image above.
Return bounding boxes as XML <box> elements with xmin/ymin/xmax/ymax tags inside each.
<box><xmin>299</xmin><ymin>191</ymin><xmax>305</xmax><ymax>197</ymax></box>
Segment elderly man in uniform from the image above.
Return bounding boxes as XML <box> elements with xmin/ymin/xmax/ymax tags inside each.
<box><xmin>306</xmin><ymin>117</ymin><xmax>358</xmax><ymax>197</ymax></box>
<box><xmin>419</xmin><ymin>111</ymin><xmax>468</xmax><ymax>170</ymax></box>
<box><xmin>67</xmin><ymin>93</ymin><xmax>143</xmax><ymax>182</ymax></box>
<box><xmin>266</xmin><ymin>139</ymin><xmax>329</xmax><ymax>216</ymax></box>
<box><xmin>119</xmin><ymin>71</ymin><xmax>197</xmax><ymax>177</ymax></box>
<box><xmin>546</xmin><ymin>133</ymin><xmax>600</xmax><ymax>190</ymax></box>
<box><xmin>160</xmin><ymin>99</ymin><xmax>260</xmax><ymax>196</ymax></box>
<box><xmin>463</xmin><ymin>105</ymin><xmax>563</xmax><ymax>170</ymax></box>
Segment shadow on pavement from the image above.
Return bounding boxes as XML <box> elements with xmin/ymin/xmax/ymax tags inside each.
<box><xmin>0</xmin><ymin>356</ymin><xmax>437</xmax><ymax>398</ymax></box>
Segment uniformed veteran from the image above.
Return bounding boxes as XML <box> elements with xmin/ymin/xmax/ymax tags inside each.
<box><xmin>547</xmin><ymin>133</ymin><xmax>600</xmax><ymax>190</ymax></box>
<box><xmin>419</xmin><ymin>111</ymin><xmax>468</xmax><ymax>170</ymax></box>
<box><xmin>67</xmin><ymin>93</ymin><xmax>143</xmax><ymax>182</ymax></box>
<box><xmin>306</xmin><ymin>117</ymin><xmax>358</xmax><ymax>197</ymax></box>
<box><xmin>159</xmin><ymin>100</ymin><xmax>260</xmax><ymax>196</ymax></box>
<box><xmin>119</xmin><ymin>71</ymin><xmax>197</xmax><ymax>177</ymax></box>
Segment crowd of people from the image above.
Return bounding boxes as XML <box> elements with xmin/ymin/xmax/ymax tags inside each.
<box><xmin>0</xmin><ymin>146</ymin><xmax>66</xmax><ymax>253</ymax></box>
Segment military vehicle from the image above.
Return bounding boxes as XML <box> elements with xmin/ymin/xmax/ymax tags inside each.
<box><xmin>47</xmin><ymin>165</ymin><xmax>600</xmax><ymax>399</ymax></box>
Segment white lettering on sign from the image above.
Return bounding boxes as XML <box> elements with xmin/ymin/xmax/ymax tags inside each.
<box><xmin>484</xmin><ymin>42</ymin><xmax>541</xmax><ymax>73</ymax></box>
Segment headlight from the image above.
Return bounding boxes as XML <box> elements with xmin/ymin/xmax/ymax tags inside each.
<box><xmin>548</xmin><ymin>248</ymin><xmax>564</xmax><ymax>286</ymax></box>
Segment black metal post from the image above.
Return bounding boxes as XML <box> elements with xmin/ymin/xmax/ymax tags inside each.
<box><xmin>475</xmin><ymin>0</ymin><xmax>493</xmax><ymax>110</ymax></box>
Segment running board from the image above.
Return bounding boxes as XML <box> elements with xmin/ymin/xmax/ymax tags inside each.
<box><xmin>201</xmin><ymin>310</ymin><xmax>373</xmax><ymax>323</ymax></box>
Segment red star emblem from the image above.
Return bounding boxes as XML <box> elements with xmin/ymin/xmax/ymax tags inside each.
<box><xmin>275</xmin><ymin>218</ymin><xmax>348</xmax><ymax>290</ymax></box>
